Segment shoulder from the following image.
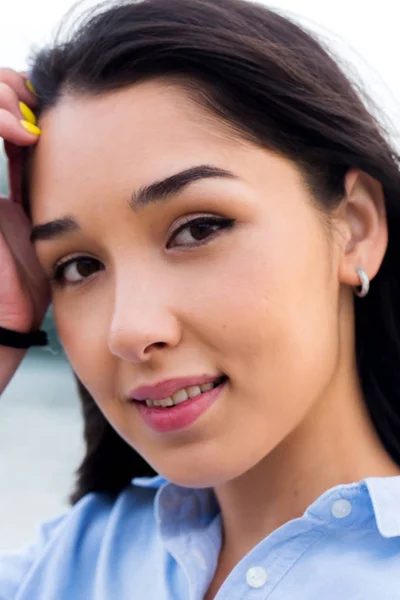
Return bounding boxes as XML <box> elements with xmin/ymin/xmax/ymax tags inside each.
<box><xmin>38</xmin><ymin>482</ymin><xmax>160</xmax><ymax>554</ymax></box>
<box><xmin>0</xmin><ymin>483</ymin><xmax>159</xmax><ymax>600</ymax></box>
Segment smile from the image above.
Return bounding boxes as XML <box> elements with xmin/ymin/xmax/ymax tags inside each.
<box><xmin>133</xmin><ymin>376</ymin><xmax>228</xmax><ymax>433</ymax></box>
<box><xmin>144</xmin><ymin>376</ymin><xmax>225</xmax><ymax>408</ymax></box>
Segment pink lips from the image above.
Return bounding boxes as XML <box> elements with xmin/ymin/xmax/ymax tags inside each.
<box><xmin>128</xmin><ymin>374</ymin><xmax>223</xmax><ymax>402</ymax></box>
<box><xmin>134</xmin><ymin>377</ymin><xmax>227</xmax><ymax>433</ymax></box>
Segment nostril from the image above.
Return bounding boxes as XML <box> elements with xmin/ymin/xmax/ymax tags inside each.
<box><xmin>142</xmin><ymin>341</ymin><xmax>168</xmax><ymax>355</ymax></box>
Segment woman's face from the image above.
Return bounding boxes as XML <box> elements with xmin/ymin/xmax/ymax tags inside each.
<box><xmin>30</xmin><ymin>80</ymin><xmax>342</xmax><ymax>487</ymax></box>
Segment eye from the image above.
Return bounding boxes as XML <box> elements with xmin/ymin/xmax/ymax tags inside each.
<box><xmin>52</xmin><ymin>257</ymin><xmax>103</xmax><ymax>286</ymax></box>
<box><xmin>167</xmin><ymin>215</ymin><xmax>235</xmax><ymax>249</ymax></box>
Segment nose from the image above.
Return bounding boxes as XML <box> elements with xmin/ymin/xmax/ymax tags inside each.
<box><xmin>107</xmin><ymin>275</ymin><xmax>182</xmax><ymax>363</ymax></box>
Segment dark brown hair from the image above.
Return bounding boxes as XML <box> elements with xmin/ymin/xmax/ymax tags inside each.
<box><xmin>27</xmin><ymin>0</ymin><xmax>400</xmax><ymax>505</ymax></box>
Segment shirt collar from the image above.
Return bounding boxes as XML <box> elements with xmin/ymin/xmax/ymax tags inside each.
<box><xmin>365</xmin><ymin>475</ymin><xmax>400</xmax><ymax>538</ymax></box>
<box><xmin>131</xmin><ymin>474</ymin><xmax>168</xmax><ymax>489</ymax></box>
<box><xmin>132</xmin><ymin>474</ymin><xmax>400</xmax><ymax>538</ymax></box>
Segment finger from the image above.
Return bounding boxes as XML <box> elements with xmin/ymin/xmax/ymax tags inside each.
<box><xmin>0</xmin><ymin>68</ymin><xmax>37</xmax><ymax>108</ymax></box>
<box><xmin>0</xmin><ymin>108</ymin><xmax>40</xmax><ymax>146</ymax></box>
<box><xmin>1</xmin><ymin>110</ymin><xmax>39</xmax><ymax>206</ymax></box>
<box><xmin>5</xmin><ymin>143</ymin><xmax>23</xmax><ymax>205</ymax></box>
<box><xmin>3</xmin><ymin>141</ymin><xmax>23</xmax><ymax>204</ymax></box>
<box><xmin>4</xmin><ymin>140</ymin><xmax>20</xmax><ymax>160</ymax></box>
<box><xmin>18</xmin><ymin>71</ymin><xmax>37</xmax><ymax>103</ymax></box>
<box><xmin>0</xmin><ymin>82</ymin><xmax>36</xmax><ymax>123</ymax></box>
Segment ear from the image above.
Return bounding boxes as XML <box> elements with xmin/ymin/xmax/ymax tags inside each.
<box><xmin>337</xmin><ymin>169</ymin><xmax>388</xmax><ymax>290</ymax></box>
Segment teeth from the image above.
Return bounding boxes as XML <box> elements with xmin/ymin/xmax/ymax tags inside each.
<box><xmin>200</xmin><ymin>383</ymin><xmax>214</xmax><ymax>392</ymax></box>
<box><xmin>172</xmin><ymin>388</ymin><xmax>188</xmax><ymax>404</ymax></box>
<box><xmin>187</xmin><ymin>386</ymin><xmax>202</xmax><ymax>398</ymax></box>
<box><xmin>145</xmin><ymin>397</ymin><xmax>174</xmax><ymax>408</ymax></box>
<box><xmin>144</xmin><ymin>380</ymin><xmax>221</xmax><ymax>408</ymax></box>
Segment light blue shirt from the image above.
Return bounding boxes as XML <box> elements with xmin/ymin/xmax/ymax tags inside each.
<box><xmin>1</xmin><ymin>474</ymin><xmax>400</xmax><ymax>599</ymax></box>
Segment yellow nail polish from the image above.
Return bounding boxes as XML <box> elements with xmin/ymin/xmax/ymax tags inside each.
<box><xmin>20</xmin><ymin>120</ymin><xmax>41</xmax><ymax>136</ymax></box>
<box><xmin>26</xmin><ymin>80</ymin><xmax>36</xmax><ymax>95</ymax></box>
<box><xmin>19</xmin><ymin>102</ymin><xmax>37</xmax><ymax>125</ymax></box>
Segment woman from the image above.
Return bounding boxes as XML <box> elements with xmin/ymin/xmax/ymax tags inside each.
<box><xmin>0</xmin><ymin>0</ymin><xmax>400</xmax><ymax>597</ymax></box>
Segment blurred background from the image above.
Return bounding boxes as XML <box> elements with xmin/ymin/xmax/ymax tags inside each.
<box><xmin>0</xmin><ymin>124</ymin><xmax>83</xmax><ymax>550</ymax></box>
<box><xmin>0</xmin><ymin>0</ymin><xmax>399</xmax><ymax>552</ymax></box>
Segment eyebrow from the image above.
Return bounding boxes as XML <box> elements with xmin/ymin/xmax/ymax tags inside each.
<box><xmin>130</xmin><ymin>164</ymin><xmax>237</xmax><ymax>211</ymax></box>
<box><xmin>30</xmin><ymin>216</ymin><xmax>79</xmax><ymax>244</ymax></box>
<box><xmin>30</xmin><ymin>164</ymin><xmax>237</xmax><ymax>243</ymax></box>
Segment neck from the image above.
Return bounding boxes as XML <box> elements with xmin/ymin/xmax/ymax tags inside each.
<box><xmin>213</xmin><ymin>360</ymin><xmax>400</xmax><ymax>565</ymax></box>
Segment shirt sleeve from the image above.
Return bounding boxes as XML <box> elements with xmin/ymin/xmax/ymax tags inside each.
<box><xmin>0</xmin><ymin>512</ymin><xmax>67</xmax><ymax>600</ymax></box>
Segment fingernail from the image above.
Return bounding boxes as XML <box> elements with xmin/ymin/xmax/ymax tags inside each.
<box><xmin>19</xmin><ymin>102</ymin><xmax>37</xmax><ymax>125</ymax></box>
<box><xmin>20</xmin><ymin>120</ymin><xmax>41</xmax><ymax>136</ymax></box>
<box><xmin>26</xmin><ymin>80</ymin><xmax>36</xmax><ymax>95</ymax></box>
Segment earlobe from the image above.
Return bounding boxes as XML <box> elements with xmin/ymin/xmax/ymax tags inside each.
<box><xmin>337</xmin><ymin>169</ymin><xmax>387</xmax><ymax>292</ymax></box>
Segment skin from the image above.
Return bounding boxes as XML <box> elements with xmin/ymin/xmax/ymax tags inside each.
<box><xmin>0</xmin><ymin>69</ymin><xmax>49</xmax><ymax>392</ymax></box>
<box><xmin>29</xmin><ymin>80</ymin><xmax>400</xmax><ymax>593</ymax></box>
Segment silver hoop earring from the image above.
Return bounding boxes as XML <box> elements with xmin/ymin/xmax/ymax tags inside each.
<box><xmin>354</xmin><ymin>267</ymin><xmax>369</xmax><ymax>298</ymax></box>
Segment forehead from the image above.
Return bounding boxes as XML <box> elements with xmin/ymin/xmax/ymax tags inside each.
<box><xmin>29</xmin><ymin>79</ymin><xmax>310</xmax><ymax>229</ymax></box>
<box><xmin>29</xmin><ymin>80</ymin><xmax>245</xmax><ymax>216</ymax></box>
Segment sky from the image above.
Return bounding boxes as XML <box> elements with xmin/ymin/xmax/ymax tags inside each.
<box><xmin>0</xmin><ymin>0</ymin><xmax>400</xmax><ymax>142</ymax></box>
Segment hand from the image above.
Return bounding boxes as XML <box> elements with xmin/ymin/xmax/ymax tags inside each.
<box><xmin>0</xmin><ymin>68</ymin><xmax>50</xmax><ymax>332</ymax></box>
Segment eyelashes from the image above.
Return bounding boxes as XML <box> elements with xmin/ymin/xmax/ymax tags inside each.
<box><xmin>52</xmin><ymin>256</ymin><xmax>103</xmax><ymax>286</ymax></box>
<box><xmin>167</xmin><ymin>215</ymin><xmax>235</xmax><ymax>248</ymax></box>
<box><xmin>51</xmin><ymin>214</ymin><xmax>236</xmax><ymax>287</ymax></box>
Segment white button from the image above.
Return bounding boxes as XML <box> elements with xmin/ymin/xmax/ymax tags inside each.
<box><xmin>331</xmin><ymin>499</ymin><xmax>352</xmax><ymax>519</ymax></box>
<box><xmin>246</xmin><ymin>566</ymin><xmax>268</xmax><ymax>588</ymax></box>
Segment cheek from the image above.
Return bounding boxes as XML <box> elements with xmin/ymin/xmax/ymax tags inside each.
<box><xmin>186</xmin><ymin>213</ymin><xmax>336</xmax><ymax>358</ymax></box>
<box><xmin>187</xmin><ymin>212</ymin><xmax>339</xmax><ymax>422</ymax></box>
<box><xmin>52</xmin><ymin>293</ymin><xmax>115</xmax><ymax>401</ymax></box>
